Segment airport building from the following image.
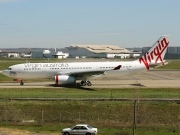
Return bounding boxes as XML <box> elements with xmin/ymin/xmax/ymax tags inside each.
<box><xmin>32</xmin><ymin>49</ymin><xmax>69</xmax><ymax>59</ymax></box>
<box><xmin>63</xmin><ymin>45</ymin><xmax>141</xmax><ymax>59</ymax></box>
<box><xmin>1</xmin><ymin>46</ymin><xmax>180</xmax><ymax>59</ymax></box>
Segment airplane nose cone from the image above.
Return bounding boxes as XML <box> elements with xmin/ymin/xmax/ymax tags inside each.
<box><xmin>3</xmin><ymin>70</ymin><xmax>17</xmax><ymax>77</ymax></box>
<box><xmin>2</xmin><ymin>70</ymin><xmax>10</xmax><ymax>76</ymax></box>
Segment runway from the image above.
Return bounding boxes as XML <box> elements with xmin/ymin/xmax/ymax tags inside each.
<box><xmin>0</xmin><ymin>70</ymin><xmax>180</xmax><ymax>88</ymax></box>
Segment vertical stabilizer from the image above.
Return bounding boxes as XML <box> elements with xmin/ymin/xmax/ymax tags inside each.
<box><xmin>138</xmin><ymin>36</ymin><xmax>170</xmax><ymax>70</ymax></box>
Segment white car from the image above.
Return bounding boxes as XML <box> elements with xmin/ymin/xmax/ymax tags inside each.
<box><xmin>62</xmin><ymin>124</ymin><xmax>98</xmax><ymax>135</ymax></box>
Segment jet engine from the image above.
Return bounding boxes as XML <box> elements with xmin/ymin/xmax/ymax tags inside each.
<box><xmin>55</xmin><ymin>75</ymin><xmax>75</xmax><ymax>85</ymax></box>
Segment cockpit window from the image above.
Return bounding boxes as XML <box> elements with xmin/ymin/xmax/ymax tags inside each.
<box><xmin>7</xmin><ymin>68</ymin><xmax>12</xmax><ymax>70</ymax></box>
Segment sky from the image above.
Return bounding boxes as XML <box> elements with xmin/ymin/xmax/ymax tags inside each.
<box><xmin>0</xmin><ymin>0</ymin><xmax>180</xmax><ymax>48</ymax></box>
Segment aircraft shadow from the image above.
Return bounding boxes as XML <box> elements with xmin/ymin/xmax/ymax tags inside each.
<box><xmin>46</xmin><ymin>84</ymin><xmax>96</xmax><ymax>91</ymax></box>
<box><xmin>130</xmin><ymin>83</ymin><xmax>146</xmax><ymax>87</ymax></box>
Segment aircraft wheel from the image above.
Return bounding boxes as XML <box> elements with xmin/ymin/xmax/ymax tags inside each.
<box><xmin>64</xmin><ymin>132</ymin><xmax>70</xmax><ymax>135</ymax></box>
<box><xmin>86</xmin><ymin>81</ymin><xmax>92</xmax><ymax>86</ymax></box>
<box><xmin>80</xmin><ymin>80</ymin><xmax>86</xmax><ymax>86</ymax></box>
<box><xmin>20</xmin><ymin>80</ymin><xmax>24</xmax><ymax>85</ymax></box>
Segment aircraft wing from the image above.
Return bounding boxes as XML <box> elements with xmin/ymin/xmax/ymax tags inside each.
<box><xmin>69</xmin><ymin>70</ymin><xmax>106</xmax><ymax>78</ymax></box>
<box><xmin>57</xmin><ymin>70</ymin><xmax>106</xmax><ymax>79</ymax></box>
<box><xmin>57</xmin><ymin>65</ymin><xmax>121</xmax><ymax>79</ymax></box>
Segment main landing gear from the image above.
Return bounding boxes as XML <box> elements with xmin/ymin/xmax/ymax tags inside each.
<box><xmin>80</xmin><ymin>80</ymin><xmax>92</xmax><ymax>86</ymax></box>
<box><xmin>20</xmin><ymin>80</ymin><xmax>24</xmax><ymax>85</ymax></box>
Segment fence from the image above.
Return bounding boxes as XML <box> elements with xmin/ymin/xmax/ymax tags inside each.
<box><xmin>0</xmin><ymin>100</ymin><xmax>179</xmax><ymax>135</ymax></box>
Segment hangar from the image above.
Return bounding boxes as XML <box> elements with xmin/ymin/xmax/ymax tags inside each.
<box><xmin>63</xmin><ymin>45</ymin><xmax>140</xmax><ymax>59</ymax></box>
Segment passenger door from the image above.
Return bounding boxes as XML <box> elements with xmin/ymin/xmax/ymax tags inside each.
<box><xmin>79</xmin><ymin>126</ymin><xmax>88</xmax><ymax>135</ymax></box>
<box><xmin>71</xmin><ymin>126</ymin><xmax>81</xmax><ymax>135</ymax></box>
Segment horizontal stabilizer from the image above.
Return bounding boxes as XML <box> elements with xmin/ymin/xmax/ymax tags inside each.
<box><xmin>113</xmin><ymin>65</ymin><xmax>121</xmax><ymax>70</ymax></box>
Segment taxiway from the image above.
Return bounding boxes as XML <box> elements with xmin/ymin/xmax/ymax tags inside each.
<box><xmin>0</xmin><ymin>70</ymin><xmax>180</xmax><ymax>88</ymax></box>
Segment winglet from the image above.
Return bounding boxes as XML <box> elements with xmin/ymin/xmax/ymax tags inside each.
<box><xmin>113</xmin><ymin>65</ymin><xmax>121</xmax><ymax>70</ymax></box>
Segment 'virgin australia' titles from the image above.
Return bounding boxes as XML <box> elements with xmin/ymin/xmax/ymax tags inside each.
<box><xmin>24</xmin><ymin>63</ymin><xmax>69</xmax><ymax>68</ymax></box>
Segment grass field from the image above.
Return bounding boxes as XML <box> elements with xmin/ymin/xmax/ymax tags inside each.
<box><xmin>157</xmin><ymin>60</ymin><xmax>180</xmax><ymax>70</ymax></box>
<box><xmin>0</xmin><ymin>88</ymin><xmax>179</xmax><ymax>135</ymax></box>
<box><xmin>0</xmin><ymin>100</ymin><xmax>179</xmax><ymax>135</ymax></box>
<box><xmin>0</xmin><ymin>88</ymin><xmax>179</xmax><ymax>99</ymax></box>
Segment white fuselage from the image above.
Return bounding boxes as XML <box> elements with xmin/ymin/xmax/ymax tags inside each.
<box><xmin>3</xmin><ymin>61</ymin><xmax>145</xmax><ymax>80</ymax></box>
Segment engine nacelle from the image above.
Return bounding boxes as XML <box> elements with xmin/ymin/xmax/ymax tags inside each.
<box><xmin>55</xmin><ymin>75</ymin><xmax>75</xmax><ymax>85</ymax></box>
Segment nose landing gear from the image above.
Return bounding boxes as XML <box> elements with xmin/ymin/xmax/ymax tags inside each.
<box><xmin>20</xmin><ymin>80</ymin><xmax>24</xmax><ymax>85</ymax></box>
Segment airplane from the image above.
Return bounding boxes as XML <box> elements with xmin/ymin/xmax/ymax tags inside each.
<box><xmin>22</xmin><ymin>54</ymin><xmax>32</xmax><ymax>58</ymax></box>
<box><xmin>3</xmin><ymin>35</ymin><xmax>170</xmax><ymax>86</ymax></box>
